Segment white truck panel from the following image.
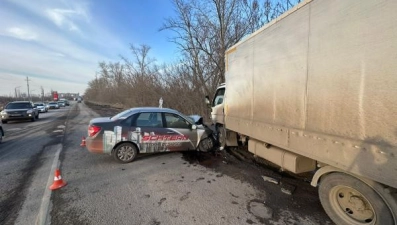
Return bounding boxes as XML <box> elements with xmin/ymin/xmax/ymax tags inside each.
<box><xmin>224</xmin><ymin>0</ymin><xmax>397</xmax><ymax>188</ymax></box>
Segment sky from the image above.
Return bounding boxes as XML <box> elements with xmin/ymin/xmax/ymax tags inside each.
<box><xmin>0</xmin><ymin>0</ymin><xmax>178</xmax><ymax>97</ymax></box>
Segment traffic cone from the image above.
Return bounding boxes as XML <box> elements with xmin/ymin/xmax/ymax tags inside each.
<box><xmin>49</xmin><ymin>169</ymin><xmax>67</xmax><ymax>190</ymax></box>
<box><xmin>80</xmin><ymin>136</ymin><xmax>86</xmax><ymax>147</ymax></box>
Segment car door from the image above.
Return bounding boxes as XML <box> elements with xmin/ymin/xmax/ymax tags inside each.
<box><xmin>129</xmin><ymin>112</ymin><xmax>167</xmax><ymax>153</ymax></box>
<box><xmin>163</xmin><ymin>112</ymin><xmax>197</xmax><ymax>151</ymax></box>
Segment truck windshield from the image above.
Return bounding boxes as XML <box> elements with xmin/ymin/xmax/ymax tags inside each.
<box><xmin>213</xmin><ymin>88</ymin><xmax>225</xmax><ymax>107</ymax></box>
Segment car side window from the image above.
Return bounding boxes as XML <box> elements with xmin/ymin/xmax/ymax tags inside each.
<box><xmin>120</xmin><ymin>115</ymin><xmax>135</xmax><ymax>127</ymax></box>
<box><xmin>134</xmin><ymin>112</ymin><xmax>163</xmax><ymax>127</ymax></box>
<box><xmin>165</xmin><ymin>113</ymin><xmax>190</xmax><ymax>129</ymax></box>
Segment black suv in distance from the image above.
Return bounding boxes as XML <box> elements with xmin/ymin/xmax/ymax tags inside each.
<box><xmin>0</xmin><ymin>101</ymin><xmax>39</xmax><ymax>123</ymax></box>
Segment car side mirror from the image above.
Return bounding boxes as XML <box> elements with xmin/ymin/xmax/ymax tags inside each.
<box><xmin>205</xmin><ymin>96</ymin><xmax>211</xmax><ymax>106</ymax></box>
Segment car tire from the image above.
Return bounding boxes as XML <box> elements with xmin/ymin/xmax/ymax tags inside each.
<box><xmin>1</xmin><ymin>120</ymin><xmax>7</xmax><ymax>124</ymax></box>
<box><xmin>198</xmin><ymin>136</ymin><xmax>215</xmax><ymax>152</ymax></box>
<box><xmin>36</xmin><ymin>113</ymin><xmax>39</xmax><ymax>119</ymax></box>
<box><xmin>112</xmin><ymin>143</ymin><xmax>138</xmax><ymax>163</ymax></box>
<box><xmin>31</xmin><ymin>116</ymin><xmax>35</xmax><ymax>122</ymax></box>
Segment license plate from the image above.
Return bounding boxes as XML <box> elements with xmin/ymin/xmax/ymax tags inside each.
<box><xmin>10</xmin><ymin>114</ymin><xmax>21</xmax><ymax>117</ymax></box>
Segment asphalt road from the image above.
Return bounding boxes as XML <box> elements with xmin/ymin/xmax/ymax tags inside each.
<box><xmin>0</xmin><ymin>102</ymin><xmax>334</xmax><ymax>225</ymax></box>
<box><xmin>0</xmin><ymin>105</ymin><xmax>69</xmax><ymax>225</ymax></box>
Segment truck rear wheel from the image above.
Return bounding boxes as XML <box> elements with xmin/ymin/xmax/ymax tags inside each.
<box><xmin>319</xmin><ymin>173</ymin><xmax>394</xmax><ymax>225</ymax></box>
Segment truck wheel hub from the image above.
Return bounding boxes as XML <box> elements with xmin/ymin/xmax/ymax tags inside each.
<box><xmin>334</xmin><ymin>186</ymin><xmax>375</xmax><ymax>223</ymax></box>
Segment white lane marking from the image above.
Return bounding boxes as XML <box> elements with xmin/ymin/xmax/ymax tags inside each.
<box><xmin>5</xmin><ymin>128</ymin><xmax>23</xmax><ymax>131</ymax></box>
<box><xmin>36</xmin><ymin>144</ymin><xmax>62</xmax><ymax>225</ymax></box>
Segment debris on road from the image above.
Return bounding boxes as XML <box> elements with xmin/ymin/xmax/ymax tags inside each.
<box><xmin>280</xmin><ymin>182</ymin><xmax>296</xmax><ymax>195</ymax></box>
<box><xmin>262</xmin><ymin>175</ymin><xmax>279</xmax><ymax>185</ymax></box>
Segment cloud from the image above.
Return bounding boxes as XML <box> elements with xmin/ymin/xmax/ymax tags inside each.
<box><xmin>0</xmin><ymin>0</ymin><xmax>129</xmax><ymax>95</ymax></box>
<box><xmin>46</xmin><ymin>8</ymin><xmax>88</xmax><ymax>32</ymax></box>
<box><xmin>6</xmin><ymin>27</ymin><xmax>37</xmax><ymax>40</ymax></box>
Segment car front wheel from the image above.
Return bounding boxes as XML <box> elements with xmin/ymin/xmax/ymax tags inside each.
<box><xmin>198</xmin><ymin>136</ymin><xmax>215</xmax><ymax>152</ymax></box>
<box><xmin>112</xmin><ymin>143</ymin><xmax>138</xmax><ymax>163</ymax></box>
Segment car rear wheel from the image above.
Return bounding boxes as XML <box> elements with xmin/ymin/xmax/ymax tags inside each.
<box><xmin>112</xmin><ymin>143</ymin><xmax>138</xmax><ymax>163</ymax></box>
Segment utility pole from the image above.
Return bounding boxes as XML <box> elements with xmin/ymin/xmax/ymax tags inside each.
<box><xmin>26</xmin><ymin>76</ymin><xmax>31</xmax><ymax>101</ymax></box>
<box><xmin>14</xmin><ymin>86</ymin><xmax>21</xmax><ymax>100</ymax></box>
<box><xmin>41</xmin><ymin>86</ymin><xmax>44</xmax><ymax>102</ymax></box>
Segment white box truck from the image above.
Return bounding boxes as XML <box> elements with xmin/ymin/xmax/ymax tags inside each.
<box><xmin>206</xmin><ymin>0</ymin><xmax>397</xmax><ymax>224</ymax></box>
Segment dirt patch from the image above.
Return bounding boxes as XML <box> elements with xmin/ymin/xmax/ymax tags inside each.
<box><xmin>83</xmin><ymin>101</ymin><xmax>124</xmax><ymax>117</ymax></box>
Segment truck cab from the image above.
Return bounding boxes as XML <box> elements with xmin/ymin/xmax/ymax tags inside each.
<box><xmin>207</xmin><ymin>83</ymin><xmax>225</xmax><ymax>125</ymax></box>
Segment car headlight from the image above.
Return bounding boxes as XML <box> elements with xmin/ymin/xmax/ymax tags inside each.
<box><xmin>0</xmin><ymin>111</ymin><xmax>6</xmax><ymax>115</ymax></box>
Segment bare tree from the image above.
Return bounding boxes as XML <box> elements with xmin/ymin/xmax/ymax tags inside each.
<box><xmin>85</xmin><ymin>0</ymin><xmax>301</xmax><ymax>117</ymax></box>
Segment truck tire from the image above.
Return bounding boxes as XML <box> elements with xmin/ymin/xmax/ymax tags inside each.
<box><xmin>112</xmin><ymin>143</ymin><xmax>138</xmax><ymax>163</ymax></box>
<box><xmin>319</xmin><ymin>173</ymin><xmax>394</xmax><ymax>225</ymax></box>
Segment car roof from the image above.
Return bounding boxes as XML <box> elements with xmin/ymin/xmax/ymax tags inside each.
<box><xmin>129</xmin><ymin>107</ymin><xmax>180</xmax><ymax>114</ymax></box>
<box><xmin>10</xmin><ymin>101</ymin><xmax>32</xmax><ymax>103</ymax></box>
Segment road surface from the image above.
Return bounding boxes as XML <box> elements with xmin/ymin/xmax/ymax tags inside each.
<box><xmin>0</xmin><ymin>102</ymin><xmax>334</xmax><ymax>225</ymax></box>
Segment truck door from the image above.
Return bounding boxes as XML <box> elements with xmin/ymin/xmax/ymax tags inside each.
<box><xmin>212</xmin><ymin>87</ymin><xmax>225</xmax><ymax>124</ymax></box>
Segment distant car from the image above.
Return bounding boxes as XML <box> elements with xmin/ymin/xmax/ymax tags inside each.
<box><xmin>0</xmin><ymin>101</ymin><xmax>39</xmax><ymax>123</ymax></box>
<box><xmin>77</xmin><ymin>98</ymin><xmax>82</xmax><ymax>103</ymax></box>
<box><xmin>48</xmin><ymin>102</ymin><xmax>60</xmax><ymax>109</ymax></box>
<box><xmin>57</xmin><ymin>101</ymin><xmax>65</xmax><ymax>107</ymax></box>
<box><xmin>85</xmin><ymin>107</ymin><xmax>215</xmax><ymax>163</ymax></box>
<box><xmin>59</xmin><ymin>99</ymin><xmax>70</xmax><ymax>106</ymax></box>
<box><xmin>34</xmin><ymin>102</ymin><xmax>48</xmax><ymax>113</ymax></box>
<box><xmin>0</xmin><ymin>119</ymin><xmax>4</xmax><ymax>143</ymax></box>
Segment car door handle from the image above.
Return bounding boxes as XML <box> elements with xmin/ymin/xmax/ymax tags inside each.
<box><xmin>167</xmin><ymin>131</ymin><xmax>175</xmax><ymax>134</ymax></box>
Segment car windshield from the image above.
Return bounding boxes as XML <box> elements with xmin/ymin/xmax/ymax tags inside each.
<box><xmin>49</xmin><ymin>102</ymin><xmax>57</xmax><ymax>105</ymax></box>
<box><xmin>35</xmin><ymin>103</ymin><xmax>44</xmax><ymax>106</ymax></box>
<box><xmin>111</xmin><ymin>109</ymin><xmax>132</xmax><ymax>121</ymax></box>
<box><xmin>6</xmin><ymin>103</ymin><xmax>32</xmax><ymax>109</ymax></box>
